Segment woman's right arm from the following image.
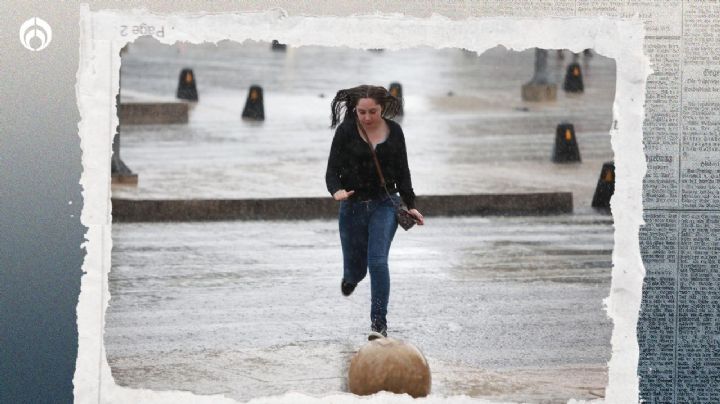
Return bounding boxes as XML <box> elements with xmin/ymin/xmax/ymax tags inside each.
<box><xmin>325</xmin><ymin>126</ymin><xmax>354</xmax><ymax>200</ymax></box>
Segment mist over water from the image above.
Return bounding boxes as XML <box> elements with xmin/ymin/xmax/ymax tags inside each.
<box><xmin>116</xmin><ymin>38</ymin><xmax>615</xmax><ymax>210</ymax></box>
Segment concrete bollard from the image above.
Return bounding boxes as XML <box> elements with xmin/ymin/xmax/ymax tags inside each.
<box><xmin>271</xmin><ymin>40</ymin><xmax>287</xmax><ymax>51</ymax></box>
<box><xmin>552</xmin><ymin>123</ymin><xmax>581</xmax><ymax>163</ymax></box>
<box><xmin>348</xmin><ymin>337</ymin><xmax>431</xmax><ymax>398</ymax></box>
<box><xmin>591</xmin><ymin>162</ymin><xmax>615</xmax><ymax>209</ymax></box>
<box><xmin>388</xmin><ymin>82</ymin><xmax>404</xmax><ymax>115</ymax></box>
<box><xmin>563</xmin><ymin>63</ymin><xmax>584</xmax><ymax>93</ymax></box>
<box><xmin>242</xmin><ymin>85</ymin><xmax>265</xmax><ymax>121</ymax></box>
<box><xmin>176</xmin><ymin>68</ymin><xmax>198</xmax><ymax>101</ymax></box>
<box><xmin>111</xmin><ymin>125</ymin><xmax>138</xmax><ymax>185</ymax></box>
<box><xmin>521</xmin><ymin>48</ymin><xmax>557</xmax><ymax>102</ymax></box>
<box><xmin>112</xmin><ymin>81</ymin><xmax>138</xmax><ymax>185</ymax></box>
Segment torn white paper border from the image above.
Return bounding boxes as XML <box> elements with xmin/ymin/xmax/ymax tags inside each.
<box><xmin>75</xmin><ymin>5</ymin><xmax>650</xmax><ymax>403</ymax></box>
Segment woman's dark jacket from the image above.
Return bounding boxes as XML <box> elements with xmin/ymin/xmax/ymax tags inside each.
<box><xmin>325</xmin><ymin>118</ymin><xmax>416</xmax><ymax>209</ymax></box>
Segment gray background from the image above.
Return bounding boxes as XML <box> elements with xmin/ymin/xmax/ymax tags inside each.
<box><xmin>2</xmin><ymin>3</ymin><xmax>84</xmax><ymax>403</ymax></box>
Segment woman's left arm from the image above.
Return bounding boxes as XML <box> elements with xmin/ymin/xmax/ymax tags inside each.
<box><xmin>396</xmin><ymin>127</ymin><xmax>424</xmax><ymax>225</ymax></box>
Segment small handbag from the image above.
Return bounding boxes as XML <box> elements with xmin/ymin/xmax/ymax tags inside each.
<box><xmin>357</xmin><ymin>123</ymin><xmax>418</xmax><ymax>231</ymax></box>
<box><xmin>395</xmin><ymin>207</ymin><xmax>419</xmax><ymax>231</ymax></box>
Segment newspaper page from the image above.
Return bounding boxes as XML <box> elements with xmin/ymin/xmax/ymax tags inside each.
<box><xmin>69</xmin><ymin>2</ymin><xmax>718</xmax><ymax>403</ymax></box>
<box><xmin>636</xmin><ymin>1</ymin><xmax>720</xmax><ymax>402</ymax></box>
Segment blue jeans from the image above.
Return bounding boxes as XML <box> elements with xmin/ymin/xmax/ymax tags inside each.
<box><xmin>339</xmin><ymin>194</ymin><xmax>399</xmax><ymax>330</ymax></box>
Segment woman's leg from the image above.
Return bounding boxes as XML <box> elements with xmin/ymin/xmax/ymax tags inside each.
<box><xmin>339</xmin><ymin>201</ymin><xmax>369</xmax><ymax>285</ymax></box>
<box><xmin>366</xmin><ymin>198</ymin><xmax>399</xmax><ymax>332</ymax></box>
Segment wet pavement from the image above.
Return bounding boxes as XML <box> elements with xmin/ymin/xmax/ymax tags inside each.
<box><xmin>107</xmin><ymin>39</ymin><xmax>616</xmax><ymax>403</ymax></box>
<box><xmin>108</xmin><ymin>214</ymin><xmax>612</xmax><ymax>403</ymax></box>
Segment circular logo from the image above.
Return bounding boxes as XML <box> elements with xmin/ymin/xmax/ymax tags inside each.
<box><xmin>19</xmin><ymin>17</ymin><xmax>52</xmax><ymax>52</ymax></box>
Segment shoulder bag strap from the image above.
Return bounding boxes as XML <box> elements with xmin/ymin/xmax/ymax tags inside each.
<box><xmin>357</xmin><ymin>123</ymin><xmax>394</xmax><ymax>201</ymax></box>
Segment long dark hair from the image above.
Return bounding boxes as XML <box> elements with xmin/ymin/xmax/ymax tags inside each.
<box><xmin>330</xmin><ymin>85</ymin><xmax>402</xmax><ymax>128</ymax></box>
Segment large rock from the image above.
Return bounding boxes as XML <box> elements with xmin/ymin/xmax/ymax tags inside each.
<box><xmin>348</xmin><ymin>337</ymin><xmax>431</xmax><ymax>398</ymax></box>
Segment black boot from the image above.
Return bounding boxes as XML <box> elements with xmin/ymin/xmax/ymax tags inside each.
<box><xmin>341</xmin><ymin>279</ymin><xmax>356</xmax><ymax>296</ymax></box>
<box><xmin>368</xmin><ymin>324</ymin><xmax>387</xmax><ymax>341</ymax></box>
